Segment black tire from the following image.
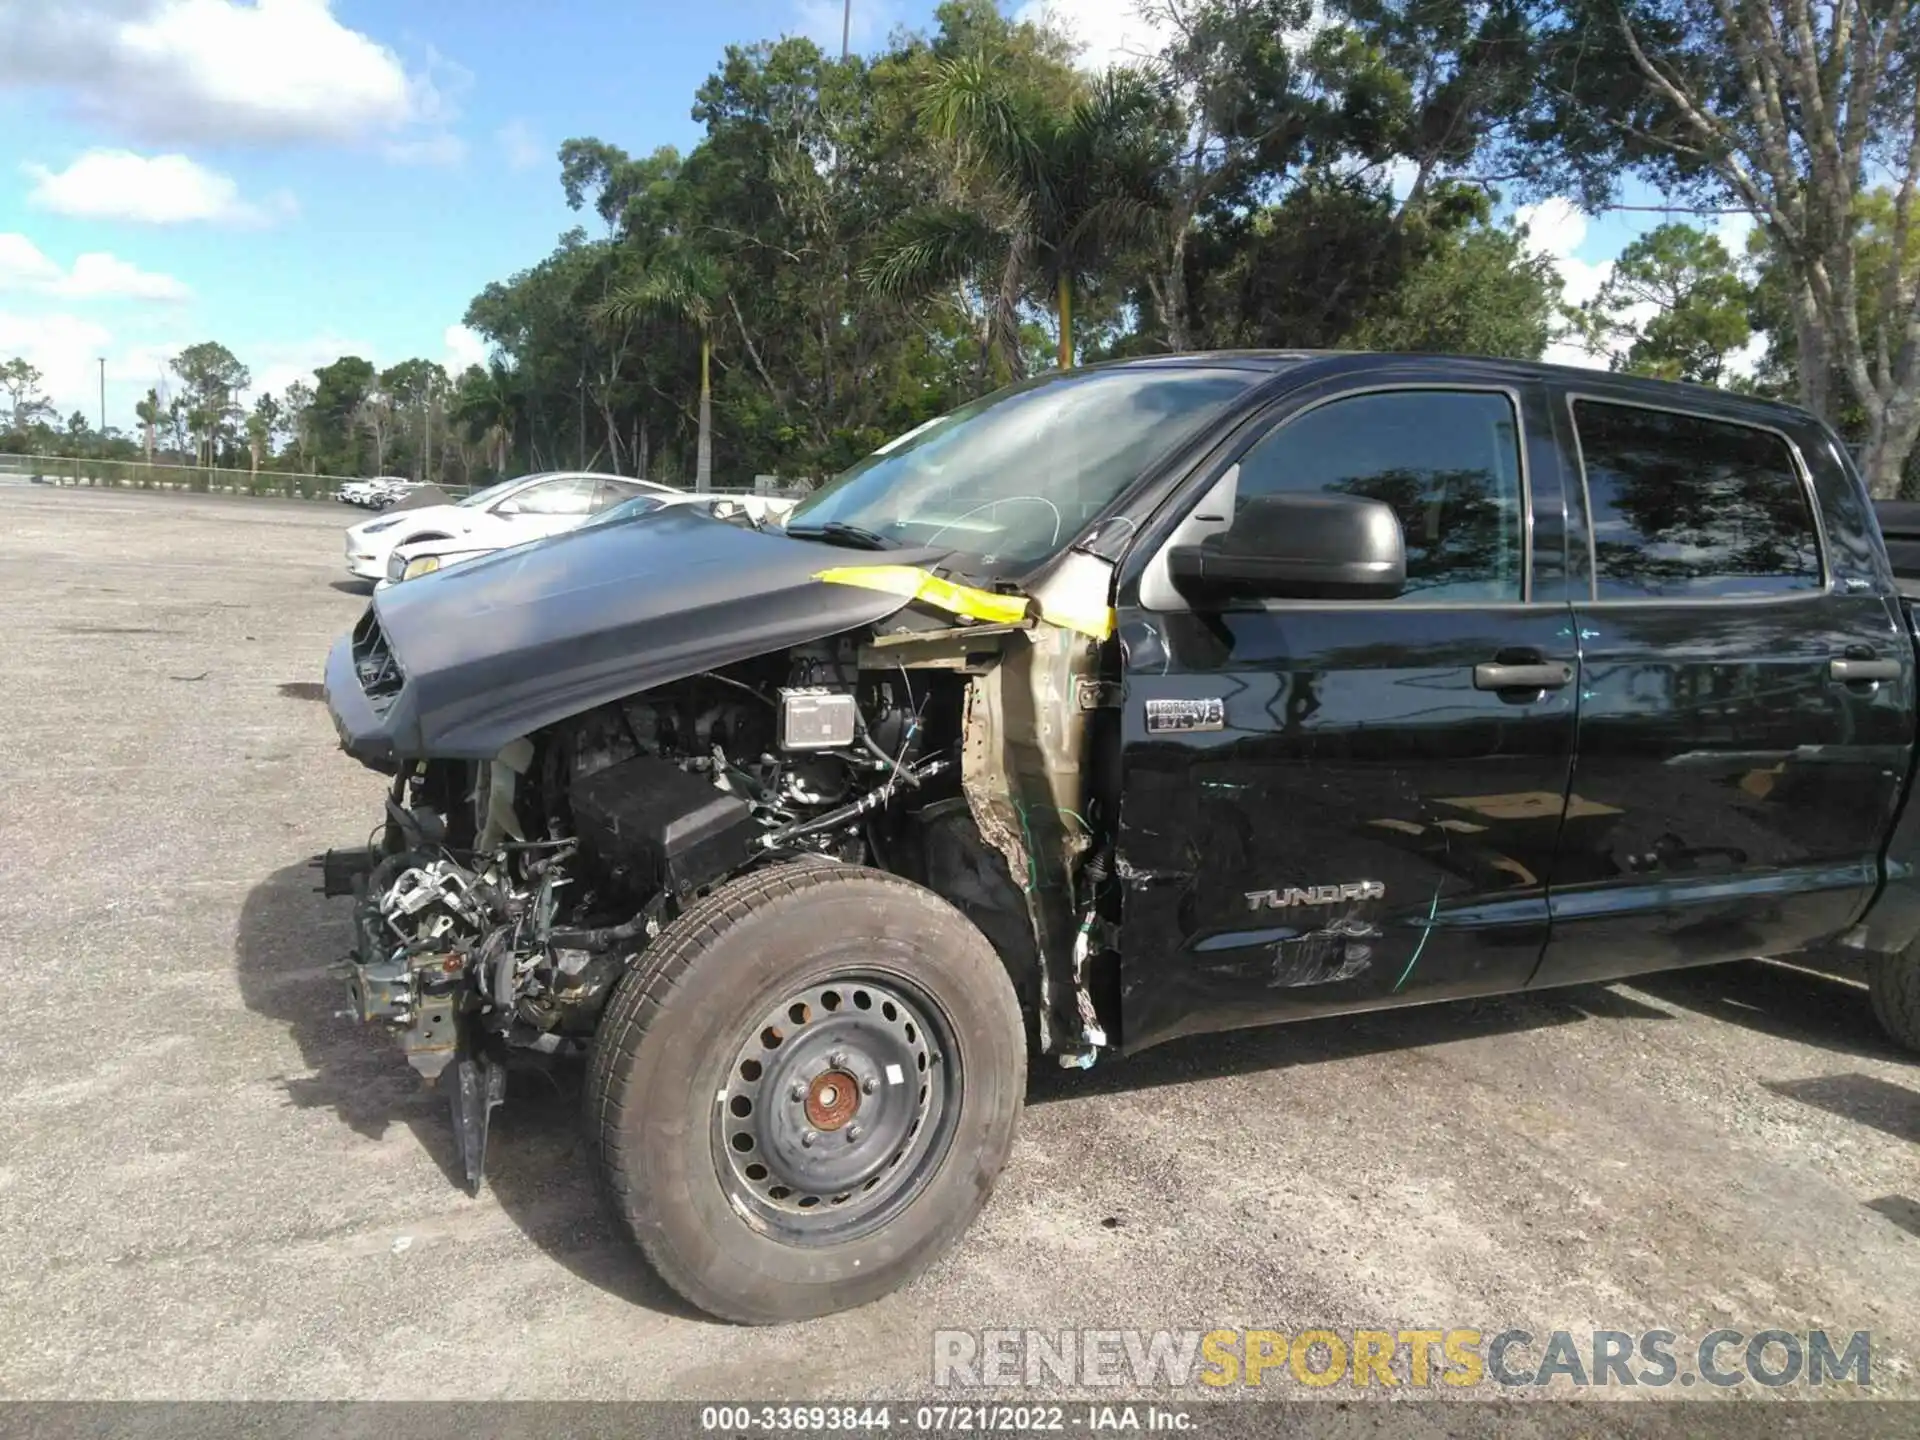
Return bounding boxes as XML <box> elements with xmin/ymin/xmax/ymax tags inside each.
<box><xmin>584</xmin><ymin>861</ymin><xmax>1026</xmax><ymax>1323</ymax></box>
<box><xmin>1869</xmin><ymin>950</ymin><xmax>1920</xmax><ymax>1054</ymax></box>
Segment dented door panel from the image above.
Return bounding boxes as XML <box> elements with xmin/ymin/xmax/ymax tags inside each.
<box><xmin>1114</xmin><ymin>605</ymin><xmax>1580</xmax><ymax>1053</ymax></box>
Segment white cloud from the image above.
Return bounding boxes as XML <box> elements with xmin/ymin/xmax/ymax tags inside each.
<box><xmin>24</xmin><ymin>149</ymin><xmax>278</xmax><ymax>226</ymax></box>
<box><xmin>0</xmin><ymin>235</ymin><xmax>63</xmax><ymax>291</ymax></box>
<box><xmin>1516</xmin><ymin>197</ymin><xmax>1771</xmax><ymax>379</ymax></box>
<box><xmin>1709</xmin><ymin>207</ymin><xmax>1758</xmax><ymax>260</ymax></box>
<box><xmin>0</xmin><ymin>311</ymin><xmax>118</xmax><ymax>422</ymax></box>
<box><xmin>0</xmin><ymin>233</ymin><xmax>189</xmax><ymax>301</ymax></box>
<box><xmin>497</xmin><ymin>119</ymin><xmax>542</xmax><ymax>173</ymax></box>
<box><xmin>0</xmin><ymin>1</ymin><xmax>446</xmax><ymax>149</ymax></box>
<box><xmin>1515</xmin><ymin>197</ymin><xmax>1615</xmax><ymax>369</ymax></box>
<box><xmin>61</xmin><ymin>253</ymin><xmax>191</xmax><ymax>301</ymax></box>
<box><xmin>443</xmin><ymin>323</ymin><xmax>488</xmax><ymax>375</ymax></box>
<box><xmin>1015</xmin><ymin>0</ymin><xmax>1168</xmax><ymax>71</ymax></box>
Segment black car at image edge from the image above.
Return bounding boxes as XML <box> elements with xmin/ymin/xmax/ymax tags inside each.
<box><xmin>320</xmin><ymin>349</ymin><xmax>1920</xmax><ymax>1323</ymax></box>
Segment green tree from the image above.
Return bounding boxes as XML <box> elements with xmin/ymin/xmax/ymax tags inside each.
<box><xmin>1521</xmin><ymin>0</ymin><xmax>1920</xmax><ymax>495</ymax></box>
<box><xmin>864</xmin><ymin>56</ymin><xmax>1167</xmax><ymax>373</ymax></box>
<box><xmin>1748</xmin><ymin>189</ymin><xmax>1920</xmax><ymax>491</ymax></box>
<box><xmin>0</xmin><ymin>357</ymin><xmax>52</xmax><ymax>435</ymax></box>
<box><xmin>450</xmin><ymin>362</ymin><xmax>523</xmax><ymax>476</ymax></box>
<box><xmin>1347</xmin><ymin>206</ymin><xmax>1563</xmax><ymax>357</ymax></box>
<box><xmin>164</xmin><ymin>394</ymin><xmax>189</xmax><ymax>460</ymax></box>
<box><xmin>247</xmin><ymin>392</ymin><xmax>282</xmax><ymax>476</ymax></box>
<box><xmin>280</xmin><ymin>380</ymin><xmax>315</xmax><ymax>471</ymax></box>
<box><xmin>379</xmin><ymin>359</ymin><xmax>450</xmax><ymax>482</ymax></box>
<box><xmin>133</xmin><ymin>387</ymin><xmax>161</xmax><ymax>463</ymax></box>
<box><xmin>169</xmin><ymin>342</ymin><xmax>250</xmax><ymax>465</ymax></box>
<box><xmin>1134</xmin><ymin>0</ymin><xmax>1329</xmax><ymax>351</ymax></box>
<box><xmin>597</xmin><ymin>246</ymin><xmax>724</xmax><ymax>490</ymax></box>
<box><xmin>1574</xmin><ymin>223</ymin><xmax>1752</xmax><ymax>384</ymax></box>
<box><xmin>309</xmin><ymin>356</ymin><xmax>376</xmax><ymax>474</ymax></box>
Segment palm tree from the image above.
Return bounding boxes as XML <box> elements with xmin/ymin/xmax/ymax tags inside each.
<box><xmin>595</xmin><ymin>248</ymin><xmax>724</xmax><ymax>491</ymax></box>
<box><xmin>245</xmin><ymin>411</ymin><xmax>268</xmax><ymax>479</ymax></box>
<box><xmin>862</xmin><ymin>57</ymin><xmax>1167</xmax><ymax>376</ymax></box>
<box><xmin>451</xmin><ymin>362</ymin><xmax>522</xmax><ymax>477</ymax></box>
<box><xmin>134</xmin><ymin>387</ymin><xmax>160</xmax><ymax>463</ymax></box>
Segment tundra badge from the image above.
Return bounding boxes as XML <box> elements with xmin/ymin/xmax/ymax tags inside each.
<box><xmin>1145</xmin><ymin>697</ymin><xmax>1225</xmax><ymax>734</ymax></box>
<box><xmin>1246</xmin><ymin>881</ymin><xmax>1387</xmax><ymax>910</ymax></box>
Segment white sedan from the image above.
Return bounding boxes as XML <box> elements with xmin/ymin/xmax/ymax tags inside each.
<box><xmin>378</xmin><ymin>489</ymin><xmax>798</xmax><ymax>588</ymax></box>
<box><xmin>343</xmin><ymin>471</ymin><xmax>675</xmax><ymax>582</ymax></box>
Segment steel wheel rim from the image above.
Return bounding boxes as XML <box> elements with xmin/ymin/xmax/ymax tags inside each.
<box><xmin>711</xmin><ymin>972</ymin><xmax>958</xmax><ymax>1246</ymax></box>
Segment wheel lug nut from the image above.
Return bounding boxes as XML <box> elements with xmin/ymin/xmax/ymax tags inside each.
<box><xmin>790</xmin><ymin>1083</ymin><xmax>806</xmax><ymax>1102</ymax></box>
<box><xmin>830</xmin><ymin>1051</ymin><xmax>849</xmax><ymax>1068</ymax></box>
<box><xmin>801</xmin><ymin>1130</ymin><xmax>817</xmax><ymax>1148</ymax></box>
<box><xmin>847</xmin><ymin>1125</ymin><xmax>863</xmax><ymax>1142</ymax></box>
<box><xmin>862</xmin><ymin>1076</ymin><xmax>877</xmax><ymax>1095</ymax></box>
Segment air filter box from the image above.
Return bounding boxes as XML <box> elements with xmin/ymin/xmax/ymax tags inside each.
<box><xmin>569</xmin><ymin>755</ymin><xmax>761</xmax><ymax>900</ymax></box>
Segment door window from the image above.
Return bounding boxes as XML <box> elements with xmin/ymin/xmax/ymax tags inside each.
<box><xmin>1235</xmin><ymin>389</ymin><xmax>1526</xmax><ymax>600</ymax></box>
<box><xmin>502</xmin><ymin>475</ymin><xmax>598</xmax><ymax>517</ymax></box>
<box><xmin>1571</xmin><ymin>401</ymin><xmax>1822</xmax><ymax>600</ymax></box>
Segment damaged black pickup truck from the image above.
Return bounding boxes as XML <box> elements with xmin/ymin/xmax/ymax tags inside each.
<box><xmin>323</xmin><ymin>351</ymin><xmax>1920</xmax><ymax>1323</ymax></box>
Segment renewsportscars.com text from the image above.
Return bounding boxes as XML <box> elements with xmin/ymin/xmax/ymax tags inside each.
<box><xmin>931</xmin><ymin>1328</ymin><xmax>1873</xmax><ymax>1390</ymax></box>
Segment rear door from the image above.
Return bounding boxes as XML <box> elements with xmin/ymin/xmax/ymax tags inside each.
<box><xmin>1114</xmin><ymin>376</ymin><xmax>1582</xmax><ymax>1053</ymax></box>
<box><xmin>1531</xmin><ymin>393</ymin><xmax>1916</xmax><ymax>986</ymax></box>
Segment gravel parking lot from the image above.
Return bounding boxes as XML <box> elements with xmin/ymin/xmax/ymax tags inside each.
<box><xmin>0</xmin><ymin>484</ymin><xmax>1915</xmax><ymax>1406</ymax></box>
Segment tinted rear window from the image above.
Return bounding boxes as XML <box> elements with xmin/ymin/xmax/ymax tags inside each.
<box><xmin>1573</xmin><ymin>401</ymin><xmax>1822</xmax><ymax>600</ymax></box>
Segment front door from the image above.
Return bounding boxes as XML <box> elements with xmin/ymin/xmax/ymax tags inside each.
<box><xmin>1116</xmin><ymin>380</ymin><xmax>1582</xmax><ymax>1053</ymax></box>
<box><xmin>1532</xmin><ymin>393</ymin><xmax>1915</xmax><ymax>986</ymax></box>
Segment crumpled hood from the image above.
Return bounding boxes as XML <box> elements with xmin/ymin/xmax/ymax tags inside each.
<box><xmin>326</xmin><ymin>506</ymin><xmax>947</xmax><ymax>764</ymax></box>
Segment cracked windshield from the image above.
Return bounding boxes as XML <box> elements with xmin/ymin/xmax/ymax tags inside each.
<box><xmin>785</xmin><ymin>367</ymin><xmax>1261</xmax><ymax>568</ymax></box>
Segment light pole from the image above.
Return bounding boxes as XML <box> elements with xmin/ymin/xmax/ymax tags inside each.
<box><xmin>97</xmin><ymin>357</ymin><xmax>106</xmax><ymax>435</ymax></box>
<box><xmin>842</xmin><ymin>0</ymin><xmax>850</xmax><ymax>60</ymax></box>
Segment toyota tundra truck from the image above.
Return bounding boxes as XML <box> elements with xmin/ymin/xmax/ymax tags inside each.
<box><xmin>321</xmin><ymin>350</ymin><xmax>1920</xmax><ymax>1324</ymax></box>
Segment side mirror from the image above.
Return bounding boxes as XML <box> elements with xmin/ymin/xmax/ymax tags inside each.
<box><xmin>494</xmin><ymin>498</ymin><xmax>522</xmax><ymax>517</ymax></box>
<box><xmin>1168</xmin><ymin>493</ymin><xmax>1405</xmax><ymax>603</ymax></box>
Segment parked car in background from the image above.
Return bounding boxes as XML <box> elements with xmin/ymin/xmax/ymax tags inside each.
<box><xmin>377</xmin><ymin>489</ymin><xmax>798</xmax><ymax>587</ymax></box>
<box><xmin>343</xmin><ymin>471</ymin><xmax>676</xmax><ymax>582</ymax></box>
<box><xmin>336</xmin><ymin>476</ymin><xmax>419</xmax><ymax>508</ymax></box>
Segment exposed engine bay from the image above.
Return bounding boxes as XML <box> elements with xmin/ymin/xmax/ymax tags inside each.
<box><xmin>322</xmin><ymin>614</ymin><xmax>1118</xmax><ymax>1191</ymax></box>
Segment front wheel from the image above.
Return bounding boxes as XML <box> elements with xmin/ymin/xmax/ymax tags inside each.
<box><xmin>584</xmin><ymin>862</ymin><xmax>1027</xmax><ymax>1323</ymax></box>
<box><xmin>1869</xmin><ymin>949</ymin><xmax>1920</xmax><ymax>1054</ymax></box>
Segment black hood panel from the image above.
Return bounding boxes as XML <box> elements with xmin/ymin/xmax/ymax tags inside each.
<box><xmin>326</xmin><ymin>507</ymin><xmax>928</xmax><ymax>764</ymax></box>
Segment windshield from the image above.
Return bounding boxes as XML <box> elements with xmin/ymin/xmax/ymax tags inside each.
<box><xmin>784</xmin><ymin>367</ymin><xmax>1262</xmax><ymax>567</ymax></box>
<box><xmin>457</xmin><ymin>475</ymin><xmax>533</xmax><ymax>509</ymax></box>
<box><xmin>586</xmin><ymin>495</ymin><xmax>667</xmax><ymax>527</ymax></box>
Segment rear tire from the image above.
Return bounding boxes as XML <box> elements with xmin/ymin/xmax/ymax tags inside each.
<box><xmin>1869</xmin><ymin>950</ymin><xmax>1920</xmax><ymax>1054</ymax></box>
<box><xmin>584</xmin><ymin>862</ymin><xmax>1026</xmax><ymax>1323</ymax></box>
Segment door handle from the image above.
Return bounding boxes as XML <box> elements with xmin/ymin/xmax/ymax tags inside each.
<box><xmin>1473</xmin><ymin>662</ymin><xmax>1573</xmax><ymax>692</ymax></box>
<box><xmin>1830</xmin><ymin>656</ymin><xmax>1901</xmax><ymax>683</ymax></box>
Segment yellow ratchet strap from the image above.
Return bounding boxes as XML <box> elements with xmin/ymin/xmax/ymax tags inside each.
<box><xmin>813</xmin><ymin>564</ymin><xmax>1115</xmax><ymax>641</ymax></box>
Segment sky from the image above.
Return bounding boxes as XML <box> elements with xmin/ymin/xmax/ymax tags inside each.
<box><xmin>0</xmin><ymin>0</ymin><xmax>1752</xmax><ymax>434</ymax></box>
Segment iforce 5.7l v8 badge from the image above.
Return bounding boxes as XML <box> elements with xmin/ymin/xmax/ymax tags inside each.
<box><xmin>1144</xmin><ymin>697</ymin><xmax>1225</xmax><ymax>734</ymax></box>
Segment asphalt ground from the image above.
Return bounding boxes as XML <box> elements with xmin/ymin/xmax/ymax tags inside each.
<box><xmin>0</xmin><ymin>484</ymin><xmax>1914</xmax><ymax>1413</ymax></box>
